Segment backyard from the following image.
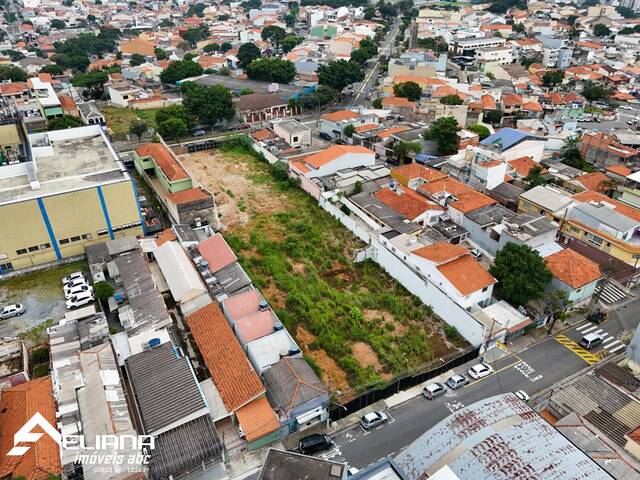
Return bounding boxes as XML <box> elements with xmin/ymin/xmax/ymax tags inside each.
<box><xmin>179</xmin><ymin>145</ymin><xmax>466</xmax><ymax>399</ymax></box>
<box><xmin>102</xmin><ymin>106</ymin><xmax>158</xmax><ymax>136</ymax></box>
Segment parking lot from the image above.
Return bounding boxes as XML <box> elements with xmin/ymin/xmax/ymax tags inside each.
<box><xmin>0</xmin><ymin>260</ymin><xmax>89</xmax><ymax>339</ymax></box>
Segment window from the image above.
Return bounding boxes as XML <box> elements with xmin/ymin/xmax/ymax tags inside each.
<box><xmin>585</xmin><ymin>232</ymin><xmax>603</xmax><ymax>246</ymax></box>
<box><xmin>70</xmin><ymin>236</ymin><xmax>81</xmax><ymax>242</ymax></box>
<box><xmin>292</xmin><ymin>136</ymin><xmax>299</xmax><ymax>143</ymax></box>
<box><xmin>27</xmin><ymin>246</ymin><xmax>39</xmax><ymax>252</ymax></box>
<box><xmin>39</xmin><ymin>243</ymin><xmax>51</xmax><ymax>249</ymax></box>
<box><xmin>0</xmin><ymin>262</ymin><xmax>13</xmax><ymax>271</ymax></box>
<box><xmin>59</xmin><ymin>238</ymin><xmax>70</xmax><ymax>245</ymax></box>
<box><xmin>16</xmin><ymin>248</ymin><xmax>27</xmax><ymax>255</ymax></box>
<box><xmin>82</xmin><ymin>233</ymin><xmax>92</xmax><ymax>240</ymax></box>
<box><xmin>482</xmin><ymin>286</ymin><xmax>489</xmax><ymax>292</ymax></box>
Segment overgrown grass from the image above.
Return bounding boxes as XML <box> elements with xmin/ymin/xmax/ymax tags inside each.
<box><xmin>19</xmin><ymin>319</ymin><xmax>54</xmax><ymax>345</ymax></box>
<box><xmin>0</xmin><ymin>260</ymin><xmax>88</xmax><ymax>300</ymax></box>
<box><xmin>103</xmin><ymin>107</ymin><xmax>158</xmax><ymax>136</ymax></box>
<box><xmin>221</xmin><ymin>139</ymin><xmax>457</xmax><ymax>390</ymax></box>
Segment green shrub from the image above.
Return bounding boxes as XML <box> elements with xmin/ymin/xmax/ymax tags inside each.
<box><xmin>33</xmin><ymin>364</ymin><xmax>49</xmax><ymax>377</ymax></box>
<box><xmin>31</xmin><ymin>347</ymin><xmax>49</xmax><ymax>364</ymax></box>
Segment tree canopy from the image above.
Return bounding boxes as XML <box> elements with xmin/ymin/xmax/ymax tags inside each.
<box><xmin>48</xmin><ymin>115</ymin><xmax>84</xmax><ymax>131</ymax></box>
<box><xmin>181</xmin><ymin>82</ymin><xmax>235</xmax><ymax>126</ymax></box>
<box><xmin>317</xmin><ymin>60</ymin><xmax>364</xmax><ymax>92</ymax></box>
<box><xmin>157</xmin><ymin>117</ymin><xmax>188</xmax><ymax>140</ymax></box>
<box><xmin>130</xmin><ymin>53</ymin><xmax>145</xmax><ymax>66</ymax></box>
<box><xmin>71</xmin><ymin>71</ymin><xmax>109</xmax><ymax>99</ymax></box>
<box><xmin>490</xmin><ymin>243</ymin><xmax>552</xmax><ymax>306</ymax></box>
<box><xmin>440</xmin><ymin>94</ymin><xmax>463</xmax><ymax>105</ymax></box>
<box><xmin>483</xmin><ymin>109</ymin><xmax>503</xmax><ymax>126</ymax></box>
<box><xmin>542</xmin><ymin>69</ymin><xmax>564</xmax><ymax>87</ymax></box>
<box><xmin>424</xmin><ymin>116</ymin><xmax>460</xmax><ymax>155</ymax></box>
<box><xmin>50</xmin><ymin>19</ymin><xmax>66</xmax><ymax>29</ymax></box>
<box><xmin>467</xmin><ymin>124</ymin><xmax>490</xmax><ymax>140</ymax></box>
<box><xmin>393</xmin><ymin>81</ymin><xmax>422</xmax><ymax>101</ymax></box>
<box><xmin>524</xmin><ymin>165</ymin><xmax>547</xmax><ymax>190</ymax></box>
<box><xmin>155</xmin><ymin>104</ymin><xmax>195</xmax><ymax>129</ymax></box>
<box><xmin>0</xmin><ymin>65</ymin><xmax>27</xmax><ymax>82</ymax></box>
<box><xmin>582</xmin><ymin>81</ymin><xmax>610</xmax><ymax>101</ymax></box>
<box><xmin>593</xmin><ymin>23</ymin><xmax>611</xmax><ymax>37</ymax></box>
<box><xmin>246</xmin><ymin>58</ymin><xmax>296</xmax><ymax>83</ymax></box>
<box><xmin>159</xmin><ymin>60</ymin><xmax>203</xmax><ymax>84</ymax></box>
<box><xmin>281</xmin><ymin>35</ymin><xmax>304</xmax><ymax>53</ymax></box>
<box><xmin>183</xmin><ymin>26</ymin><xmax>209</xmax><ymax>47</ymax></box>
<box><xmin>237</xmin><ymin>42</ymin><xmax>261</xmax><ymax>67</ymax></box>
<box><xmin>203</xmin><ymin>43</ymin><xmax>220</xmax><ymax>53</ymax></box>
<box><xmin>261</xmin><ymin>25</ymin><xmax>287</xmax><ymax>48</ymax></box>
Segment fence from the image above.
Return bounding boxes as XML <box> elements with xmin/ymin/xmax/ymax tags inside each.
<box><xmin>329</xmin><ymin>346</ymin><xmax>480</xmax><ymax>421</ymax></box>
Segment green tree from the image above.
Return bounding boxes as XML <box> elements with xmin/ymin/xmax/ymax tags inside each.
<box><xmin>52</xmin><ymin>53</ymin><xmax>90</xmax><ymax>72</ymax></box>
<box><xmin>545</xmin><ymin>290</ymin><xmax>573</xmax><ymax>333</ymax></box>
<box><xmin>155</xmin><ymin>104</ymin><xmax>195</xmax><ymax>128</ymax></box>
<box><xmin>87</xmin><ymin>14</ymin><xmax>97</xmax><ymax>23</ymax></box>
<box><xmin>582</xmin><ymin>81</ymin><xmax>609</xmax><ymax>102</ymax></box>
<box><xmin>130</xmin><ymin>53</ymin><xmax>145</xmax><ymax>66</ymax></box>
<box><xmin>490</xmin><ymin>243</ymin><xmax>552</xmax><ymax>306</ymax></box>
<box><xmin>40</xmin><ymin>64</ymin><xmax>64</xmax><ymax>75</ymax></box>
<box><xmin>524</xmin><ymin>165</ymin><xmax>547</xmax><ymax>189</ymax></box>
<box><xmin>237</xmin><ymin>42</ymin><xmax>261</xmax><ymax>67</ymax></box>
<box><xmin>71</xmin><ymin>71</ymin><xmax>109</xmax><ymax>99</ymax></box>
<box><xmin>416</xmin><ymin>36</ymin><xmax>448</xmax><ymax>52</ymax></box>
<box><xmin>187</xmin><ymin>2</ymin><xmax>207</xmax><ymax>17</ymax></box>
<box><xmin>203</xmin><ymin>43</ymin><xmax>220</xmax><ymax>53</ymax></box>
<box><xmin>157</xmin><ymin>117</ymin><xmax>188</xmax><ymax>139</ymax></box>
<box><xmin>393</xmin><ymin>81</ymin><xmax>422</xmax><ymax>101</ymax></box>
<box><xmin>364</xmin><ymin>5</ymin><xmax>376</xmax><ymax>19</ymax></box>
<box><xmin>593</xmin><ymin>23</ymin><xmax>611</xmax><ymax>37</ymax></box>
<box><xmin>50</xmin><ymin>19</ymin><xmax>66</xmax><ymax>29</ymax></box>
<box><xmin>241</xmin><ymin>0</ymin><xmax>261</xmax><ymax>9</ymax></box>
<box><xmin>155</xmin><ymin>47</ymin><xmax>169</xmax><ymax>60</ymax></box>
<box><xmin>2</xmin><ymin>49</ymin><xmax>25</xmax><ymax>61</ymax></box>
<box><xmin>159</xmin><ymin>60</ymin><xmax>203</xmax><ymax>84</ymax></box>
<box><xmin>239</xmin><ymin>87</ymin><xmax>253</xmax><ymax>95</ymax></box>
<box><xmin>220</xmin><ymin>42</ymin><xmax>233</xmax><ymax>52</ymax></box>
<box><xmin>48</xmin><ymin>115</ymin><xmax>84</xmax><ymax>130</ymax></box>
<box><xmin>94</xmin><ymin>281</ymin><xmax>115</xmax><ymax>302</ymax></box>
<box><xmin>561</xmin><ymin>135</ymin><xmax>585</xmax><ymax>169</ymax></box>
<box><xmin>424</xmin><ymin>116</ymin><xmax>460</xmax><ymax>155</ymax></box>
<box><xmin>542</xmin><ymin>69</ymin><xmax>564</xmax><ymax>87</ymax></box>
<box><xmin>281</xmin><ymin>35</ymin><xmax>304</xmax><ymax>53</ymax></box>
<box><xmin>467</xmin><ymin>124</ymin><xmax>490</xmax><ymax>140</ymax></box>
<box><xmin>245</xmin><ymin>57</ymin><xmax>296</xmax><ymax>83</ymax></box>
<box><xmin>285</xmin><ymin>12</ymin><xmax>296</xmax><ymax>27</ymax></box>
<box><xmin>483</xmin><ymin>109</ymin><xmax>503</xmax><ymax>126</ymax></box>
<box><xmin>616</xmin><ymin>6</ymin><xmax>637</xmax><ymax>18</ymax></box>
<box><xmin>183</xmin><ymin>26</ymin><xmax>209</xmax><ymax>47</ymax></box>
<box><xmin>159</xmin><ymin>18</ymin><xmax>174</xmax><ymax>27</ymax></box>
<box><xmin>372</xmin><ymin>97</ymin><xmax>383</xmax><ymax>108</ymax></box>
<box><xmin>262</xmin><ymin>25</ymin><xmax>287</xmax><ymax>48</ymax></box>
<box><xmin>392</xmin><ymin>140</ymin><xmax>422</xmax><ymax>162</ymax></box>
<box><xmin>181</xmin><ymin>81</ymin><xmax>235</xmax><ymax>126</ymax></box>
<box><xmin>440</xmin><ymin>94</ymin><xmax>463</xmax><ymax>105</ymax></box>
<box><xmin>317</xmin><ymin>60</ymin><xmax>364</xmax><ymax>92</ymax></box>
<box><xmin>343</xmin><ymin>123</ymin><xmax>355</xmax><ymax>138</ymax></box>
<box><xmin>0</xmin><ymin>65</ymin><xmax>27</xmax><ymax>81</ymax></box>
<box><xmin>129</xmin><ymin>120</ymin><xmax>148</xmax><ymax>141</ymax></box>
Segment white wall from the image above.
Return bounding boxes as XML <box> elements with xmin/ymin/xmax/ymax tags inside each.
<box><xmin>503</xmin><ymin>140</ymin><xmax>545</xmax><ymax>163</ymax></box>
<box><xmin>307</xmin><ymin>152</ymin><xmax>375</xmax><ymax>178</ymax></box>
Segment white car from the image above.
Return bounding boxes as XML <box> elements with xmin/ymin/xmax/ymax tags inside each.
<box><xmin>66</xmin><ymin>292</ymin><xmax>94</xmax><ymax>309</ymax></box>
<box><xmin>62</xmin><ymin>271</ymin><xmax>85</xmax><ymax>285</ymax></box>
<box><xmin>467</xmin><ymin>363</ymin><xmax>494</xmax><ymax>380</ymax></box>
<box><xmin>360</xmin><ymin>411</ymin><xmax>388</xmax><ymax>430</ymax></box>
<box><xmin>0</xmin><ymin>303</ymin><xmax>25</xmax><ymax>319</ymax></box>
<box><xmin>64</xmin><ymin>284</ymin><xmax>94</xmax><ymax>300</ymax></box>
<box><xmin>514</xmin><ymin>390</ymin><xmax>530</xmax><ymax>402</ymax></box>
<box><xmin>63</xmin><ymin>278</ymin><xmax>89</xmax><ymax>295</ymax></box>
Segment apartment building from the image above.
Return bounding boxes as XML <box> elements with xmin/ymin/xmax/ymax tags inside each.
<box><xmin>0</xmin><ymin>121</ymin><xmax>142</xmax><ymax>272</ymax></box>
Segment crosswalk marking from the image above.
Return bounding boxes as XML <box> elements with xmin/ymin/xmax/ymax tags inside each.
<box><xmin>609</xmin><ymin>344</ymin><xmax>626</xmax><ymax>354</ymax></box>
<box><xmin>603</xmin><ymin>338</ymin><xmax>620</xmax><ymax>349</ymax></box>
<box><xmin>577</xmin><ymin>324</ymin><xmax>598</xmax><ymax>333</ymax></box>
<box><xmin>554</xmin><ymin>334</ymin><xmax>600</xmax><ymax>365</ymax></box>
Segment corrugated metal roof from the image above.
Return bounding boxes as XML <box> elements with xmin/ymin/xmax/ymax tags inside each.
<box><xmin>125</xmin><ymin>343</ymin><xmax>208</xmax><ymax>435</ymax></box>
<box><xmin>395</xmin><ymin>393</ymin><xmax>611</xmax><ymax>480</ymax></box>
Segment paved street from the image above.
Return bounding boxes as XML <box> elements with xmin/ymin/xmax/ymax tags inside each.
<box><xmin>319</xmin><ymin>298</ymin><xmax>640</xmax><ymax>471</ymax></box>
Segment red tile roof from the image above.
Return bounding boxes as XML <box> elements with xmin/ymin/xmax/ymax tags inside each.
<box><xmin>508</xmin><ymin>156</ymin><xmax>543</xmax><ymax>177</ymax></box>
<box><xmin>166</xmin><ymin>187</ymin><xmax>209</xmax><ymax>204</ymax></box>
<box><xmin>0</xmin><ymin>377</ymin><xmax>62</xmax><ymax>480</ymax></box>
<box><xmin>574</xmin><ymin>172</ymin><xmax>610</xmax><ymax>192</ymax></box>
<box><xmin>223</xmin><ymin>289</ymin><xmax>262</xmax><ymax>320</ymax></box>
<box><xmin>235</xmin><ymin>310</ymin><xmax>276</xmax><ymax>343</ymax></box>
<box><xmin>480</xmin><ymin>94</ymin><xmax>497</xmax><ymax>110</ymax></box>
<box><xmin>437</xmin><ymin>255</ymin><xmax>496</xmax><ymax>296</ymax></box>
<box><xmin>186</xmin><ymin>303</ymin><xmax>265</xmax><ymax>412</ymax></box>
<box><xmin>197</xmin><ymin>233</ymin><xmax>237</xmax><ymax>273</ymax></box>
<box><xmin>572</xmin><ymin>191</ymin><xmax>640</xmax><ymax>223</ymax></box>
<box><xmin>235</xmin><ymin>396</ymin><xmax>280</xmax><ymax>442</ymax></box>
<box><xmin>375</xmin><ymin>186</ymin><xmax>443</xmax><ymax>220</ymax></box>
<box><xmin>376</xmin><ymin>125</ymin><xmax>410</xmax><ymax>139</ymax></box>
<box><xmin>156</xmin><ymin>228</ymin><xmax>177</xmax><ymax>246</ymax></box>
<box><xmin>302</xmin><ymin>145</ymin><xmax>373</xmax><ymax>169</ymax></box>
<box><xmin>391</xmin><ymin>163</ymin><xmax>447</xmax><ymax>183</ymax></box>
<box><xmin>546</xmin><ymin>249</ymin><xmax>601</xmax><ymax>288</ymax></box>
<box><xmin>413</xmin><ymin>242</ymin><xmax>468</xmax><ymax>264</ymax></box>
<box><xmin>135</xmin><ymin>143</ymin><xmax>189</xmax><ymax>181</ymax></box>
<box><xmin>449</xmin><ymin>190</ymin><xmax>496</xmax><ymax>213</ymax></box>
<box><xmin>320</xmin><ymin>110</ymin><xmax>360</xmax><ymax>121</ymax></box>
<box><xmin>606</xmin><ymin>164</ymin><xmax>632</xmax><ymax>177</ymax></box>
<box><xmin>420</xmin><ymin>178</ymin><xmax>471</xmax><ymax>196</ymax></box>
<box><xmin>382</xmin><ymin>96</ymin><xmax>416</xmax><ymax>107</ymax></box>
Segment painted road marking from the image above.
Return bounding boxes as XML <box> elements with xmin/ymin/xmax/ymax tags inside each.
<box><xmin>445</xmin><ymin>401</ymin><xmax>464</xmax><ymax>413</ymax></box>
<box><xmin>554</xmin><ymin>334</ymin><xmax>599</xmax><ymax>364</ymax></box>
<box><xmin>609</xmin><ymin>344</ymin><xmax>626</xmax><ymax>353</ymax></box>
<box><xmin>513</xmin><ymin>361</ymin><xmax>543</xmax><ymax>383</ymax></box>
<box><xmin>578</xmin><ymin>324</ymin><xmax>598</xmax><ymax>333</ymax></box>
<box><xmin>603</xmin><ymin>338</ymin><xmax>620</xmax><ymax>349</ymax></box>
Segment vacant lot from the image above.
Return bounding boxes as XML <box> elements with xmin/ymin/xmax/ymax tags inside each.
<box><xmin>103</xmin><ymin>107</ymin><xmax>158</xmax><ymax>136</ymax></box>
<box><xmin>180</xmin><ymin>147</ymin><xmax>464</xmax><ymax>398</ymax></box>
<box><xmin>0</xmin><ymin>260</ymin><xmax>89</xmax><ymax>343</ymax></box>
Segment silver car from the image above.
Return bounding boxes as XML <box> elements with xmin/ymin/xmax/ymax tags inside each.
<box><xmin>422</xmin><ymin>382</ymin><xmax>447</xmax><ymax>400</ymax></box>
<box><xmin>446</xmin><ymin>374</ymin><xmax>469</xmax><ymax>390</ymax></box>
<box><xmin>0</xmin><ymin>303</ymin><xmax>25</xmax><ymax>319</ymax></box>
<box><xmin>360</xmin><ymin>411</ymin><xmax>388</xmax><ymax>430</ymax></box>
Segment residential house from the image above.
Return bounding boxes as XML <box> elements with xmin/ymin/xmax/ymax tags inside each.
<box><xmin>195</xmin><ymin>233</ymin><xmax>252</xmax><ymax>297</ymax></box>
<box><xmin>289</xmin><ymin>145</ymin><xmax>376</xmax><ymax>198</ymax></box>
<box><xmin>390</xmin><ymin>163</ymin><xmax>448</xmax><ymax>190</ymax></box>
<box><xmin>480</xmin><ymin>128</ymin><xmax>545</xmax><ymax>162</ymax></box>
<box><xmin>546</xmin><ymin>248</ymin><xmax>602</xmax><ymax>303</ymax></box>
<box><xmin>78</xmin><ymin>100</ymin><xmax>105</xmax><ymax>125</ymax></box>
<box><xmin>29</xmin><ymin>76</ymin><xmax>61</xmax><ymax>120</ymax></box>
<box><xmin>518</xmin><ymin>184</ymin><xmax>574</xmax><ymax>220</ymax></box>
<box><xmin>236</xmin><ymin>94</ymin><xmax>294</xmax><ymax>123</ymax></box>
<box><xmin>121</xmin><ymin>37</ymin><xmax>156</xmax><ymax>57</ymax></box>
<box><xmin>374</xmin><ymin>184</ymin><xmax>445</xmax><ymax>226</ymax></box>
<box><xmin>272</xmin><ymin>119</ymin><xmax>311</xmax><ymax>147</ymax></box>
<box><xmin>580</xmin><ymin>132</ymin><xmax>639</xmax><ymax>167</ymax></box>
<box><xmin>124</xmin><ymin>342</ymin><xmax>224</xmax><ymax>478</ymax></box>
<box><xmin>319</xmin><ymin>109</ymin><xmax>378</xmax><ymax>141</ymax></box>
<box><xmin>58</xmin><ymin>94</ymin><xmax>78</xmax><ymax>117</ymax></box>
<box><xmin>258</xmin><ymin>450</ymin><xmax>350</xmax><ymax>480</ymax></box>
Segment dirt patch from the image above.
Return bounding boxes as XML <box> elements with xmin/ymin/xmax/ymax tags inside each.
<box><xmin>296</xmin><ymin>327</ymin><xmax>350</xmax><ymax>395</ymax></box>
<box><xmin>351</xmin><ymin>342</ymin><xmax>391</xmax><ymax>380</ymax></box>
<box><xmin>291</xmin><ymin>261</ymin><xmax>306</xmax><ymax>275</ymax></box>
<box><xmin>263</xmin><ymin>282</ymin><xmax>287</xmax><ymax>310</ymax></box>
<box><xmin>179</xmin><ymin>150</ymin><xmax>287</xmax><ymax>231</ymax></box>
<box><xmin>363</xmin><ymin>309</ymin><xmax>408</xmax><ymax>336</ymax></box>
<box><xmin>322</xmin><ymin>261</ymin><xmax>353</xmax><ymax>283</ymax></box>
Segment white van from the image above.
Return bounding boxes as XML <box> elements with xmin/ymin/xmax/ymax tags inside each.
<box><xmin>66</xmin><ymin>292</ymin><xmax>94</xmax><ymax>309</ymax></box>
<box><xmin>580</xmin><ymin>333</ymin><xmax>604</xmax><ymax>350</ymax></box>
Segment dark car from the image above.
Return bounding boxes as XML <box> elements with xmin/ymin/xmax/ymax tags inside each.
<box><xmin>299</xmin><ymin>433</ymin><xmax>332</xmax><ymax>455</ymax></box>
<box><xmin>318</xmin><ymin>132</ymin><xmax>333</xmax><ymax>141</ymax></box>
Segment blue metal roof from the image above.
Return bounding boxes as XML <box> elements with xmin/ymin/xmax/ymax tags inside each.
<box><xmin>480</xmin><ymin>128</ymin><xmax>543</xmax><ymax>151</ymax></box>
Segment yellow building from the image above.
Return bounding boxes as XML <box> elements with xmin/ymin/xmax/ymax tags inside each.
<box><xmin>0</xmin><ymin>123</ymin><xmax>143</xmax><ymax>272</ymax></box>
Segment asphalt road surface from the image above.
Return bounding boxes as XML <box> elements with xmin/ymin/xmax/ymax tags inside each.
<box><xmin>321</xmin><ymin>298</ymin><xmax>640</xmax><ymax>471</ymax></box>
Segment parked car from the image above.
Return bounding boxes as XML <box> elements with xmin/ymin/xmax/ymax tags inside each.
<box><xmin>62</xmin><ymin>271</ymin><xmax>85</xmax><ymax>285</ymax></box>
<box><xmin>0</xmin><ymin>303</ymin><xmax>25</xmax><ymax>319</ymax></box>
<box><xmin>467</xmin><ymin>363</ymin><xmax>494</xmax><ymax>380</ymax></box>
<box><xmin>514</xmin><ymin>390</ymin><xmax>530</xmax><ymax>402</ymax></box>
<box><xmin>470</xmin><ymin>249</ymin><xmax>482</xmax><ymax>260</ymax></box>
<box><xmin>422</xmin><ymin>382</ymin><xmax>447</xmax><ymax>400</ymax></box>
<box><xmin>446</xmin><ymin>373</ymin><xmax>469</xmax><ymax>390</ymax></box>
<box><xmin>64</xmin><ymin>284</ymin><xmax>94</xmax><ymax>300</ymax></box>
<box><xmin>587</xmin><ymin>310</ymin><xmax>607</xmax><ymax>324</ymax></box>
<box><xmin>63</xmin><ymin>278</ymin><xmax>89</xmax><ymax>295</ymax></box>
<box><xmin>66</xmin><ymin>292</ymin><xmax>94</xmax><ymax>310</ymax></box>
<box><xmin>347</xmin><ymin>467</ymin><xmax>360</xmax><ymax>476</ymax></box>
<box><xmin>192</xmin><ymin>129</ymin><xmax>206</xmax><ymax>137</ymax></box>
<box><xmin>360</xmin><ymin>411</ymin><xmax>388</xmax><ymax>430</ymax></box>
<box><xmin>318</xmin><ymin>132</ymin><xmax>333</xmax><ymax>141</ymax></box>
<box><xmin>580</xmin><ymin>332</ymin><xmax>604</xmax><ymax>350</ymax></box>
<box><xmin>335</xmin><ymin>139</ymin><xmax>347</xmax><ymax>145</ymax></box>
<box><xmin>298</xmin><ymin>433</ymin><xmax>332</xmax><ymax>455</ymax></box>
